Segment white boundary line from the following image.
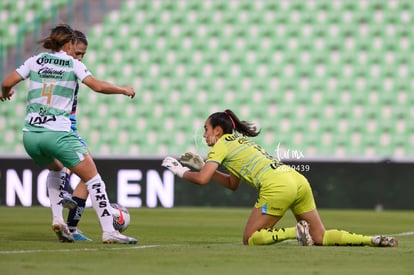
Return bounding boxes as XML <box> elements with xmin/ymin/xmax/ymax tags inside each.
<box><xmin>0</xmin><ymin>245</ymin><xmax>160</xmax><ymax>255</ymax></box>
<box><xmin>393</xmin><ymin>231</ymin><xmax>414</xmax><ymax>237</ymax></box>
<box><xmin>1</xmin><ymin>232</ymin><xmax>413</xmax><ymax>255</ymax></box>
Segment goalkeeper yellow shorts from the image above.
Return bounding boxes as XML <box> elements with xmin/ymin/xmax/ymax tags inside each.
<box><xmin>255</xmin><ymin>169</ymin><xmax>316</xmax><ymax>216</ymax></box>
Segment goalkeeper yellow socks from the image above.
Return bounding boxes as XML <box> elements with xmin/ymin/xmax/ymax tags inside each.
<box><xmin>248</xmin><ymin>228</ymin><xmax>375</xmax><ymax>246</ymax></box>
<box><xmin>322</xmin><ymin>229</ymin><xmax>373</xmax><ymax>246</ymax></box>
<box><xmin>248</xmin><ymin>227</ymin><xmax>296</xmax><ymax>245</ymax></box>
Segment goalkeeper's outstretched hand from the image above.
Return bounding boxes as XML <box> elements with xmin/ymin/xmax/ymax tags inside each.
<box><xmin>161</xmin><ymin>156</ymin><xmax>190</xmax><ymax>178</ymax></box>
<box><xmin>179</xmin><ymin>152</ymin><xmax>205</xmax><ymax>170</ymax></box>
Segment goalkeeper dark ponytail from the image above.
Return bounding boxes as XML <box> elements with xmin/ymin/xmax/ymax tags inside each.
<box><xmin>208</xmin><ymin>109</ymin><xmax>260</xmax><ymax>137</ymax></box>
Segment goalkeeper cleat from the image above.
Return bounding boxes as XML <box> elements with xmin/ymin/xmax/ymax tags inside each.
<box><xmin>371</xmin><ymin>236</ymin><xmax>398</xmax><ymax>247</ymax></box>
<box><xmin>102</xmin><ymin>231</ymin><xmax>138</xmax><ymax>244</ymax></box>
<box><xmin>52</xmin><ymin>223</ymin><xmax>74</xmax><ymax>243</ymax></box>
<box><xmin>296</xmin><ymin>220</ymin><xmax>314</xmax><ymax>246</ymax></box>
<box><xmin>61</xmin><ymin>195</ymin><xmax>78</xmax><ymax>210</ymax></box>
<box><xmin>72</xmin><ymin>229</ymin><xmax>92</xmax><ymax>241</ymax></box>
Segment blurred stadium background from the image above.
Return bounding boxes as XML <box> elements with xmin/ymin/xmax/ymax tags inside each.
<box><xmin>1</xmin><ymin>0</ymin><xmax>413</xmax><ymax>160</ymax></box>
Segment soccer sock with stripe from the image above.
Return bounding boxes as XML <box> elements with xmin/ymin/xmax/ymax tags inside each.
<box><xmin>322</xmin><ymin>229</ymin><xmax>373</xmax><ymax>246</ymax></box>
<box><xmin>248</xmin><ymin>227</ymin><xmax>296</xmax><ymax>245</ymax></box>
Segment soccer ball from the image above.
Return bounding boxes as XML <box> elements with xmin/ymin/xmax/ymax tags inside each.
<box><xmin>110</xmin><ymin>203</ymin><xmax>130</xmax><ymax>232</ymax></box>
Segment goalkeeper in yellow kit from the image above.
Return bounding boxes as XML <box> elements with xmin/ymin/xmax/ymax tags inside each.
<box><xmin>161</xmin><ymin>109</ymin><xmax>397</xmax><ymax>247</ymax></box>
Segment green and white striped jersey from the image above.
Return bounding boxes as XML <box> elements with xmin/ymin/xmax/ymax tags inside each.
<box><xmin>16</xmin><ymin>51</ymin><xmax>91</xmax><ymax>132</ymax></box>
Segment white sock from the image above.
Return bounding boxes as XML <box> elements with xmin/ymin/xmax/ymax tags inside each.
<box><xmin>85</xmin><ymin>174</ymin><xmax>114</xmax><ymax>232</ymax></box>
<box><xmin>47</xmin><ymin>169</ymin><xmax>66</xmax><ymax>224</ymax></box>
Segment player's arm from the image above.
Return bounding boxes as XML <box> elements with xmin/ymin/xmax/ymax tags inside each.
<box><xmin>212</xmin><ymin>171</ymin><xmax>241</xmax><ymax>191</ymax></box>
<box><xmin>82</xmin><ymin>75</ymin><xmax>135</xmax><ymax>98</ymax></box>
<box><xmin>177</xmin><ymin>152</ymin><xmax>240</xmax><ymax>190</ymax></box>
<box><xmin>183</xmin><ymin>162</ymin><xmax>240</xmax><ymax>191</ymax></box>
<box><xmin>1</xmin><ymin>71</ymin><xmax>21</xmax><ymax>101</ymax></box>
<box><xmin>162</xmin><ymin>157</ymin><xmax>240</xmax><ymax>190</ymax></box>
<box><xmin>181</xmin><ymin>161</ymin><xmax>217</xmax><ymax>185</ymax></box>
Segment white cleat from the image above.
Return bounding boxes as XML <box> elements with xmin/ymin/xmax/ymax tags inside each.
<box><xmin>296</xmin><ymin>220</ymin><xmax>314</xmax><ymax>246</ymax></box>
<box><xmin>102</xmin><ymin>231</ymin><xmax>137</xmax><ymax>244</ymax></box>
<box><xmin>371</xmin><ymin>235</ymin><xmax>398</xmax><ymax>247</ymax></box>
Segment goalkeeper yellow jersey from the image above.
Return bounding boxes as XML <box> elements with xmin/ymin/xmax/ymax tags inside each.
<box><xmin>205</xmin><ymin>133</ymin><xmax>289</xmax><ymax>190</ymax></box>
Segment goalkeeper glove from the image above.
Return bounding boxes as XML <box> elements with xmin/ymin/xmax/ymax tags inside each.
<box><xmin>161</xmin><ymin>156</ymin><xmax>190</xmax><ymax>178</ymax></box>
<box><xmin>179</xmin><ymin>152</ymin><xmax>205</xmax><ymax>171</ymax></box>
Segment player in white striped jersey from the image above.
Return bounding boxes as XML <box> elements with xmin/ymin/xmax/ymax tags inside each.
<box><xmin>1</xmin><ymin>24</ymin><xmax>137</xmax><ymax>244</ymax></box>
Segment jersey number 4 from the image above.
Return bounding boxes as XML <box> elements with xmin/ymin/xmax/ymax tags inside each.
<box><xmin>41</xmin><ymin>83</ymin><xmax>54</xmax><ymax>106</ymax></box>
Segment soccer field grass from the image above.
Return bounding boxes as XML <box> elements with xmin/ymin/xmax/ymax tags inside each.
<box><xmin>0</xmin><ymin>207</ymin><xmax>413</xmax><ymax>275</ymax></box>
